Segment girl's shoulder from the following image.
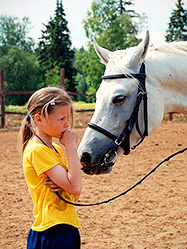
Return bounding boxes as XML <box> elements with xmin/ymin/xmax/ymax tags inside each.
<box><xmin>23</xmin><ymin>140</ymin><xmax>68</xmax><ymax>172</ymax></box>
<box><xmin>24</xmin><ymin>140</ymin><xmax>53</xmax><ymax>159</ymax></box>
<box><xmin>24</xmin><ymin>140</ymin><xmax>66</xmax><ymax>163</ymax></box>
<box><xmin>25</xmin><ymin>140</ymin><xmax>47</xmax><ymax>152</ymax></box>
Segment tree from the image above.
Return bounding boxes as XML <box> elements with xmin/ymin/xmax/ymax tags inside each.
<box><xmin>165</xmin><ymin>0</ymin><xmax>187</xmax><ymax>42</ymax></box>
<box><xmin>83</xmin><ymin>0</ymin><xmax>141</xmax><ymax>49</ymax></box>
<box><xmin>0</xmin><ymin>15</ymin><xmax>34</xmax><ymax>56</ymax></box>
<box><xmin>75</xmin><ymin>0</ymin><xmax>144</xmax><ymax>94</ymax></box>
<box><xmin>38</xmin><ymin>66</ymin><xmax>61</xmax><ymax>88</ymax></box>
<box><xmin>38</xmin><ymin>0</ymin><xmax>76</xmax><ymax>91</ymax></box>
<box><xmin>0</xmin><ymin>46</ymin><xmax>40</xmax><ymax>105</ymax></box>
<box><xmin>74</xmin><ymin>47</ymin><xmax>88</xmax><ymax>101</ymax></box>
<box><xmin>75</xmin><ymin>46</ymin><xmax>102</xmax><ymax>101</ymax></box>
<box><xmin>0</xmin><ymin>15</ymin><xmax>41</xmax><ymax>105</ymax></box>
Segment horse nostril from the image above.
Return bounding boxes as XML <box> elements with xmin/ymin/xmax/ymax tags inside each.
<box><xmin>81</xmin><ymin>152</ymin><xmax>92</xmax><ymax>167</ymax></box>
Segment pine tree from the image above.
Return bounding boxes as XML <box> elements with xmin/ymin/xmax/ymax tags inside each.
<box><xmin>165</xmin><ymin>0</ymin><xmax>187</xmax><ymax>42</ymax></box>
<box><xmin>38</xmin><ymin>0</ymin><xmax>76</xmax><ymax>90</ymax></box>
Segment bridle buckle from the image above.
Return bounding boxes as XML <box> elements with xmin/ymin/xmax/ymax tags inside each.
<box><xmin>114</xmin><ymin>139</ymin><xmax>122</xmax><ymax>146</ymax></box>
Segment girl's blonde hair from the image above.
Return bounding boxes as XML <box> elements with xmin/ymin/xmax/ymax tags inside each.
<box><xmin>19</xmin><ymin>86</ymin><xmax>73</xmax><ymax>155</ymax></box>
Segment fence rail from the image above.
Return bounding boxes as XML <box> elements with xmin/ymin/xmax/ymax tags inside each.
<box><xmin>0</xmin><ymin>68</ymin><xmax>95</xmax><ymax>128</ymax></box>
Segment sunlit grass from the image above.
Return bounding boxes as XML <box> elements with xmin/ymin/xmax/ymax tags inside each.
<box><xmin>73</xmin><ymin>102</ymin><xmax>95</xmax><ymax>110</ymax></box>
<box><xmin>5</xmin><ymin>102</ymin><xmax>95</xmax><ymax>113</ymax></box>
<box><xmin>5</xmin><ymin>104</ymin><xmax>27</xmax><ymax>113</ymax></box>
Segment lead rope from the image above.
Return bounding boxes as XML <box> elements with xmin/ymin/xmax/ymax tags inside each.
<box><xmin>56</xmin><ymin>146</ymin><xmax>187</xmax><ymax>207</ymax></box>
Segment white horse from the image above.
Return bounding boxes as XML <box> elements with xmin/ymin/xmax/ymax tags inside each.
<box><xmin>78</xmin><ymin>31</ymin><xmax>187</xmax><ymax>175</ymax></box>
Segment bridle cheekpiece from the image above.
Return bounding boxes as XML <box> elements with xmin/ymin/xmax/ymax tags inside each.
<box><xmin>84</xmin><ymin>62</ymin><xmax>148</xmax><ymax>170</ymax></box>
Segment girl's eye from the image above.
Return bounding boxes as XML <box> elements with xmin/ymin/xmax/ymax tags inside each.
<box><xmin>113</xmin><ymin>95</ymin><xmax>126</xmax><ymax>104</ymax></box>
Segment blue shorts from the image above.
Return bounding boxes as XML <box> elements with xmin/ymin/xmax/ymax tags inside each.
<box><xmin>27</xmin><ymin>224</ymin><xmax>81</xmax><ymax>249</ymax></box>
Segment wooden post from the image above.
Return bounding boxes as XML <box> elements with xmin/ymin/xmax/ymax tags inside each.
<box><xmin>168</xmin><ymin>112</ymin><xmax>173</xmax><ymax>121</ymax></box>
<box><xmin>60</xmin><ymin>68</ymin><xmax>65</xmax><ymax>90</ymax></box>
<box><xmin>0</xmin><ymin>68</ymin><xmax>5</xmax><ymax>128</ymax></box>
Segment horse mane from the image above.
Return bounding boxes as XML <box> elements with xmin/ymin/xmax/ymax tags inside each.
<box><xmin>150</xmin><ymin>41</ymin><xmax>187</xmax><ymax>55</ymax></box>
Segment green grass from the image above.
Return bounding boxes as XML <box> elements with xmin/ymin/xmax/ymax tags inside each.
<box><xmin>73</xmin><ymin>102</ymin><xmax>95</xmax><ymax>110</ymax></box>
<box><xmin>5</xmin><ymin>104</ymin><xmax>27</xmax><ymax>113</ymax></box>
<box><xmin>5</xmin><ymin>102</ymin><xmax>95</xmax><ymax>113</ymax></box>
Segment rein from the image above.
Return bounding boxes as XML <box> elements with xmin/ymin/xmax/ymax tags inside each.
<box><xmin>56</xmin><ymin>147</ymin><xmax>187</xmax><ymax>206</ymax></box>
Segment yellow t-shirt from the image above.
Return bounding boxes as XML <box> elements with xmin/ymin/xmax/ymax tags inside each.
<box><xmin>23</xmin><ymin>140</ymin><xmax>81</xmax><ymax>231</ymax></box>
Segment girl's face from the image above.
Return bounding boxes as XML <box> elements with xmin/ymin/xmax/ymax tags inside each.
<box><xmin>40</xmin><ymin>104</ymin><xmax>72</xmax><ymax>138</ymax></box>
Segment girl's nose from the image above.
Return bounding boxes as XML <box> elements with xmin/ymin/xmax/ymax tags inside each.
<box><xmin>64</xmin><ymin>118</ymin><xmax>69</xmax><ymax>128</ymax></box>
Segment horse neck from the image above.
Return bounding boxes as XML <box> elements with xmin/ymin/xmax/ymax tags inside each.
<box><xmin>145</xmin><ymin>51</ymin><xmax>187</xmax><ymax>114</ymax></box>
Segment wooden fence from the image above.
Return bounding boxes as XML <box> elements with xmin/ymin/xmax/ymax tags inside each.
<box><xmin>0</xmin><ymin>68</ymin><xmax>95</xmax><ymax>128</ymax></box>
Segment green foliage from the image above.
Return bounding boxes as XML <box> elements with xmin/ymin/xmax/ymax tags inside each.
<box><xmin>84</xmin><ymin>0</ymin><xmax>140</xmax><ymax>44</ymax></box>
<box><xmin>75</xmin><ymin>73</ymin><xmax>88</xmax><ymax>101</ymax></box>
<box><xmin>0</xmin><ymin>46</ymin><xmax>40</xmax><ymax>105</ymax></box>
<box><xmin>75</xmin><ymin>44</ymin><xmax>104</xmax><ymax>101</ymax></box>
<box><xmin>85</xmin><ymin>45</ymin><xmax>105</xmax><ymax>90</ymax></box>
<box><xmin>0</xmin><ymin>15</ymin><xmax>34</xmax><ymax>56</ymax></box>
<box><xmin>74</xmin><ymin>0</ymin><xmax>143</xmax><ymax>92</ymax></box>
<box><xmin>165</xmin><ymin>0</ymin><xmax>187</xmax><ymax>42</ymax></box>
<box><xmin>38</xmin><ymin>0</ymin><xmax>76</xmax><ymax>91</ymax></box>
<box><xmin>38</xmin><ymin>66</ymin><xmax>61</xmax><ymax>88</ymax></box>
<box><xmin>0</xmin><ymin>15</ymin><xmax>41</xmax><ymax>105</ymax></box>
<box><xmin>97</xmin><ymin>13</ymin><xmax>141</xmax><ymax>50</ymax></box>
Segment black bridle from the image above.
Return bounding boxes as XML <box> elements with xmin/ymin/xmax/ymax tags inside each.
<box><xmin>56</xmin><ymin>62</ymin><xmax>187</xmax><ymax>206</ymax></box>
<box><xmin>82</xmin><ymin>62</ymin><xmax>148</xmax><ymax>171</ymax></box>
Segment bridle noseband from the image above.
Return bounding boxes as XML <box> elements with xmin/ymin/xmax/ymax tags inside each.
<box><xmin>84</xmin><ymin>63</ymin><xmax>148</xmax><ymax>170</ymax></box>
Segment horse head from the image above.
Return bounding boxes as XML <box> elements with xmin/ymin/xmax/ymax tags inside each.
<box><xmin>78</xmin><ymin>31</ymin><xmax>165</xmax><ymax>175</ymax></box>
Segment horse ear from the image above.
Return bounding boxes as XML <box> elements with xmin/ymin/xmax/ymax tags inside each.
<box><xmin>127</xmin><ymin>30</ymin><xmax>150</xmax><ymax>70</ymax></box>
<box><xmin>93</xmin><ymin>39</ymin><xmax>110</xmax><ymax>65</ymax></box>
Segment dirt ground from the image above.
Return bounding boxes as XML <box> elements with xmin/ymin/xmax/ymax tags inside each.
<box><xmin>0</xmin><ymin>113</ymin><xmax>187</xmax><ymax>249</ymax></box>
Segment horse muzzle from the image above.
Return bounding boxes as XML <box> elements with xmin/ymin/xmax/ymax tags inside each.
<box><xmin>80</xmin><ymin>150</ymin><xmax>118</xmax><ymax>175</ymax></box>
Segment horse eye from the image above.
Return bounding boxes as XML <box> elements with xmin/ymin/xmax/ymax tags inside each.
<box><xmin>113</xmin><ymin>95</ymin><xmax>126</xmax><ymax>104</ymax></box>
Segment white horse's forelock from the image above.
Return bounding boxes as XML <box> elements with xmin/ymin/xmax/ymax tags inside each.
<box><xmin>107</xmin><ymin>47</ymin><xmax>136</xmax><ymax>72</ymax></box>
<box><xmin>106</xmin><ymin>47</ymin><xmax>145</xmax><ymax>90</ymax></box>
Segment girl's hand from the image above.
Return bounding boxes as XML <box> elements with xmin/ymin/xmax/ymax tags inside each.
<box><xmin>59</xmin><ymin>130</ymin><xmax>78</xmax><ymax>148</ymax></box>
<box><xmin>44</xmin><ymin>176</ymin><xmax>63</xmax><ymax>192</ymax></box>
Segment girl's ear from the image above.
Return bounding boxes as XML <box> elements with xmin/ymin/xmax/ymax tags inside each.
<box><xmin>34</xmin><ymin>113</ymin><xmax>42</xmax><ymax>126</ymax></box>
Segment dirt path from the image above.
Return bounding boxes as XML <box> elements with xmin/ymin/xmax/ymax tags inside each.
<box><xmin>0</xmin><ymin>116</ymin><xmax>187</xmax><ymax>249</ymax></box>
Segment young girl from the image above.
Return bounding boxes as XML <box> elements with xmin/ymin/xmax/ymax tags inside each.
<box><xmin>19</xmin><ymin>86</ymin><xmax>82</xmax><ymax>249</ymax></box>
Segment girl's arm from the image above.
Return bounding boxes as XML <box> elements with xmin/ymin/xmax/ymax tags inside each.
<box><xmin>44</xmin><ymin>177</ymin><xmax>80</xmax><ymax>201</ymax></box>
<box><xmin>44</xmin><ymin>177</ymin><xmax>62</xmax><ymax>192</ymax></box>
<box><xmin>46</xmin><ymin>130</ymin><xmax>82</xmax><ymax>197</ymax></box>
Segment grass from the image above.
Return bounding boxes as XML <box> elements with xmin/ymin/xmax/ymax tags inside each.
<box><xmin>5</xmin><ymin>104</ymin><xmax>27</xmax><ymax>113</ymax></box>
<box><xmin>5</xmin><ymin>102</ymin><xmax>95</xmax><ymax>113</ymax></box>
<box><xmin>73</xmin><ymin>102</ymin><xmax>95</xmax><ymax>110</ymax></box>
